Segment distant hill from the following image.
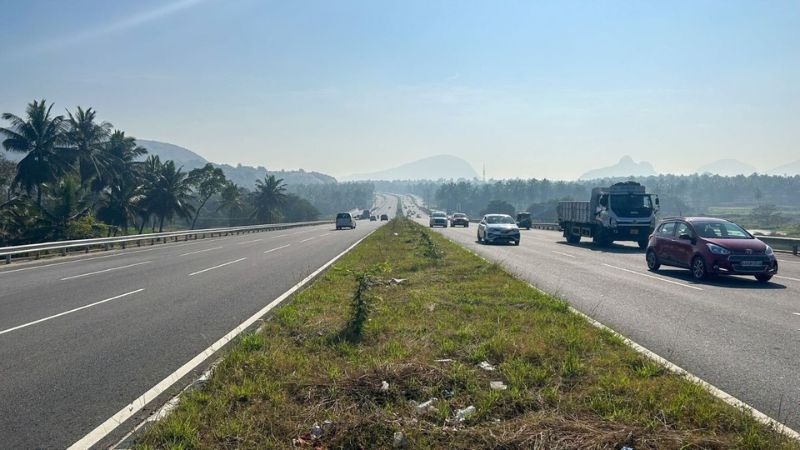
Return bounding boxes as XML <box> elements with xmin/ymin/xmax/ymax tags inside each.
<box><xmin>136</xmin><ymin>139</ymin><xmax>209</xmax><ymax>170</ymax></box>
<box><xmin>695</xmin><ymin>159</ymin><xmax>757</xmax><ymax>176</ymax></box>
<box><xmin>136</xmin><ymin>140</ymin><xmax>335</xmax><ymax>188</ymax></box>
<box><xmin>579</xmin><ymin>156</ymin><xmax>656</xmax><ymax>180</ymax></box>
<box><xmin>344</xmin><ymin>155</ymin><xmax>478</xmax><ymax>181</ymax></box>
<box><xmin>767</xmin><ymin>160</ymin><xmax>800</xmax><ymax>176</ymax></box>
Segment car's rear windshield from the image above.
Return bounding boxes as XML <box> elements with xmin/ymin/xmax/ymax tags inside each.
<box><xmin>694</xmin><ymin>221</ymin><xmax>751</xmax><ymax>239</ymax></box>
<box><xmin>454</xmin><ymin>214</ymin><xmax>466</xmax><ymax>218</ymax></box>
<box><xmin>432</xmin><ymin>212</ymin><xmax>446</xmax><ymax>217</ymax></box>
<box><xmin>336</xmin><ymin>213</ymin><xmax>350</xmax><ymax>219</ymax></box>
<box><xmin>486</xmin><ymin>215</ymin><xmax>515</xmax><ymax>224</ymax></box>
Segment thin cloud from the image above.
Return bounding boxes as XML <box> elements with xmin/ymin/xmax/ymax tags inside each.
<box><xmin>25</xmin><ymin>0</ymin><xmax>211</xmax><ymax>55</ymax></box>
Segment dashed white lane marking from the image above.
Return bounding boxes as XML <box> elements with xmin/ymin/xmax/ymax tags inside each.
<box><xmin>271</xmin><ymin>234</ymin><xmax>290</xmax><ymax>239</ymax></box>
<box><xmin>69</xmin><ymin>229</ymin><xmax>378</xmax><ymax>449</ymax></box>
<box><xmin>188</xmin><ymin>258</ymin><xmax>247</xmax><ymax>277</ymax></box>
<box><xmin>236</xmin><ymin>238</ymin><xmax>263</xmax><ymax>245</ymax></box>
<box><xmin>299</xmin><ymin>237</ymin><xmax>315</xmax><ymax>243</ymax></box>
<box><xmin>551</xmin><ymin>250</ymin><xmax>575</xmax><ymax>258</ymax></box>
<box><xmin>602</xmin><ymin>263</ymin><xmax>704</xmax><ymax>291</ymax></box>
<box><xmin>179</xmin><ymin>246</ymin><xmax>223</xmax><ymax>257</ymax></box>
<box><xmin>0</xmin><ymin>289</ymin><xmax>145</xmax><ymax>337</ymax></box>
<box><xmin>264</xmin><ymin>244</ymin><xmax>291</xmax><ymax>254</ymax></box>
<box><xmin>775</xmin><ymin>275</ymin><xmax>800</xmax><ymax>283</ymax></box>
<box><xmin>60</xmin><ymin>261</ymin><xmax>152</xmax><ymax>281</ymax></box>
<box><xmin>319</xmin><ymin>233</ymin><xmax>331</xmax><ymax>237</ymax></box>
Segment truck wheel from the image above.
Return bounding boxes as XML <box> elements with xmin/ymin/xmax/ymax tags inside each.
<box><xmin>691</xmin><ymin>256</ymin><xmax>707</xmax><ymax>281</ymax></box>
<box><xmin>646</xmin><ymin>250</ymin><xmax>660</xmax><ymax>271</ymax></box>
<box><xmin>566</xmin><ymin>234</ymin><xmax>580</xmax><ymax>244</ymax></box>
<box><xmin>593</xmin><ymin>233</ymin><xmax>611</xmax><ymax>247</ymax></box>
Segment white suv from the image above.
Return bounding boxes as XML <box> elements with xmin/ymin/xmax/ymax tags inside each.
<box><xmin>336</xmin><ymin>212</ymin><xmax>356</xmax><ymax>230</ymax></box>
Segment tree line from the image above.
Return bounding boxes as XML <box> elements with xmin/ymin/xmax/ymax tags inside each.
<box><xmin>378</xmin><ymin>174</ymin><xmax>800</xmax><ymax>232</ymax></box>
<box><xmin>0</xmin><ymin>99</ymin><xmax>324</xmax><ymax>246</ymax></box>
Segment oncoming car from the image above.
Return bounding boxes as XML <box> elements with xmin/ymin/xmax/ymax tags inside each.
<box><xmin>429</xmin><ymin>211</ymin><xmax>448</xmax><ymax>228</ymax></box>
<box><xmin>477</xmin><ymin>214</ymin><xmax>520</xmax><ymax>245</ymax></box>
<box><xmin>646</xmin><ymin>217</ymin><xmax>778</xmax><ymax>283</ymax></box>
<box><xmin>450</xmin><ymin>213</ymin><xmax>469</xmax><ymax>227</ymax></box>
<box><xmin>335</xmin><ymin>212</ymin><xmax>356</xmax><ymax>230</ymax></box>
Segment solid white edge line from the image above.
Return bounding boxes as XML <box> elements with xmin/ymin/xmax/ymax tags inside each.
<box><xmin>434</xmin><ymin>226</ymin><xmax>799</xmax><ymax>441</ymax></box>
<box><xmin>178</xmin><ymin>246</ymin><xmax>223</xmax><ymax>257</ymax></box>
<box><xmin>187</xmin><ymin>257</ymin><xmax>247</xmax><ymax>276</ymax></box>
<box><xmin>264</xmin><ymin>244</ymin><xmax>291</xmax><ymax>254</ymax></box>
<box><xmin>0</xmin><ymin>289</ymin><xmax>145</xmax><ymax>337</ymax></box>
<box><xmin>602</xmin><ymin>263</ymin><xmax>703</xmax><ymax>291</ymax></box>
<box><xmin>70</xmin><ymin>228</ymin><xmax>379</xmax><ymax>450</ymax></box>
<box><xmin>565</xmin><ymin>302</ymin><xmax>800</xmax><ymax>441</ymax></box>
<box><xmin>60</xmin><ymin>261</ymin><xmax>153</xmax><ymax>281</ymax></box>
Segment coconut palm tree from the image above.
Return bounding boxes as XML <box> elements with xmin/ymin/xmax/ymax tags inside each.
<box><xmin>97</xmin><ymin>182</ymin><xmax>143</xmax><ymax>235</ymax></box>
<box><xmin>64</xmin><ymin>106</ymin><xmax>113</xmax><ymax>191</ymax></box>
<box><xmin>0</xmin><ymin>99</ymin><xmax>72</xmax><ymax>205</ymax></box>
<box><xmin>251</xmin><ymin>174</ymin><xmax>287</xmax><ymax>224</ymax></box>
<box><xmin>141</xmin><ymin>159</ymin><xmax>194</xmax><ymax>232</ymax></box>
<box><xmin>106</xmin><ymin>130</ymin><xmax>148</xmax><ymax>184</ymax></box>
<box><xmin>217</xmin><ymin>181</ymin><xmax>246</xmax><ymax>226</ymax></box>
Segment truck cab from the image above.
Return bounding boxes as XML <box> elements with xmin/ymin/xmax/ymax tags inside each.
<box><xmin>558</xmin><ymin>182</ymin><xmax>659</xmax><ymax>248</ymax></box>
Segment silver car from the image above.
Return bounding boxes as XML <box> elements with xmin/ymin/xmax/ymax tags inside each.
<box><xmin>336</xmin><ymin>212</ymin><xmax>356</xmax><ymax>230</ymax></box>
<box><xmin>477</xmin><ymin>214</ymin><xmax>520</xmax><ymax>245</ymax></box>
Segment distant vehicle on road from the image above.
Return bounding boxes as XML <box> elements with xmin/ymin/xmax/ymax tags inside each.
<box><xmin>558</xmin><ymin>181</ymin><xmax>658</xmax><ymax>248</ymax></box>
<box><xmin>477</xmin><ymin>214</ymin><xmax>520</xmax><ymax>245</ymax></box>
<box><xmin>359</xmin><ymin>209</ymin><xmax>371</xmax><ymax>220</ymax></box>
<box><xmin>336</xmin><ymin>212</ymin><xmax>356</xmax><ymax>230</ymax></box>
<box><xmin>380</xmin><ymin>214</ymin><xmax>389</xmax><ymax>221</ymax></box>
<box><xmin>646</xmin><ymin>217</ymin><xmax>778</xmax><ymax>283</ymax></box>
<box><xmin>369</xmin><ymin>215</ymin><xmax>377</xmax><ymax>221</ymax></box>
<box><xmin>516</xmin><ymin>212</ymin><xmax>532</xmax><ymax>229</ymax></box>
<box><xmin>450</xmin><ymin>213</ymin><xmax>469</xmax><ymax>227</ymax></box>
<box><xmin>429</xmin><ymin>211</ymin><xmax>448</xmax><ymax>228</ymax></box>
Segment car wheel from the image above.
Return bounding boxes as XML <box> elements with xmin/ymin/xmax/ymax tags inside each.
<box><xmin>755</xmin><ymin>274</ymin><xmax>772</xmax><ymax>283</ymax></box>
<box><xmin>477</xmin><ymin>231</ymin><xmax>482</xmax><ymax>243</ymax></box>
<box><xmin>691</xmin><ymin>256</ymin><xmax>707</xmax><ymax>281</ymax></box>
<box><xmin>646</xmin><ymin>250</ymin><xmax>660</xmax><ymax>271</ymax></box>
<box><xmin>514</xmin><ymin>240</ymin><xmax>520</xmax><ymax>246</ymax></box>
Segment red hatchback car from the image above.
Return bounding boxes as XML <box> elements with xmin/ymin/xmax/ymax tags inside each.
<box><xmin>645</xmin><ymin>217</ymin><xmax>778</xmax><ymax>283</ymax></box>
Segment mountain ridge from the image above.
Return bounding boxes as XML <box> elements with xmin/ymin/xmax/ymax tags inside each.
<box><xmin>343</xmin><ymin>154</ymin><xmax>478</xmax><ymax>181</ymax></box>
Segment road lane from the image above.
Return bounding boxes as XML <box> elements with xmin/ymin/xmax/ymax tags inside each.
<box><xmin>0</xmin><ymin>195</ymin><xmax>399</xmax><ymax>448</ymax></box>
<box><xmin>404</xmin><ymin>197</ymin><xmax>800</xmax><ymax>431</ymax></box>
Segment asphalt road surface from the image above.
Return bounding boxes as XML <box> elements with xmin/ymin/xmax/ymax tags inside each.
<box><xmin>402</xmin><ymin>196</ymin><xmax>800</xmax><ymax>432</ymax></box>
<box><xmin>0</xmin><ymin>194</ymin><xmax>398</xmax><ymax>449</ymax></box>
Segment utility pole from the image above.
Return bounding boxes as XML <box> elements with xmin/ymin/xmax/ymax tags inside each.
<box><xmin>482</xmin><ymin>163</ymin><xmax>486</xmax><ymax>183</ymax></box>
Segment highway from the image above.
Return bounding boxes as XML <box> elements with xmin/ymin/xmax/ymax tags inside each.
<box><xmin>0</xmin><ymin>195</ymin><xmax>397</xmax><ymax>449</ymax></box>
<box><xmin>402</xmin><ymin>196</ymin><xmax>800</xmax><ymax>432</ymax></box>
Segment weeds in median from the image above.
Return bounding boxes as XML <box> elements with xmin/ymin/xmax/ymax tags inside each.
<box><xmin>136</xmin><ymin>217</ymin><xmax>800</xmax><ymax>450</ymax></box>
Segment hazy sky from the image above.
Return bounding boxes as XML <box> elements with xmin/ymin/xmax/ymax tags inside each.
<box><xmin>1</xmin><ymin>1</ymin><xmax>798</xmax><ymax>180</ymax></box>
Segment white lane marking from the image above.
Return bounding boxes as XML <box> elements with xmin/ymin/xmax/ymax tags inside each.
<box><xmin>0</xmin><ymin>289</ymin><xmax>144</xmax><ymax>337</ymax></box>
<box><xmin>319</xmin><ymin>233</ymin><xmax>331</xmax><ymax>237</ymax></box>
<box><xmin>271</xmin><ymin>234</ymin><xmax>290</xmax><ymax>239</ymax></box>
<box><xmin>299</xmin><ymin>237</ymin><xmax>315</xmax><ymax>243</ymax></box>
<box><xmin>179</xmin><ymin>246</ymin><xmax>223</xmax><ymax>257</ymax></box>
<box><xmin>775</xmin><ymin>275</ymin><xmax>800</xmax><ymax>283</ymax></box>
<box><xmin>60</xmin><ymin>261</ymin><xmax>152</xmax><ymax>281</ymax></box>
<box><xmin>551</xmin><ymin>250</ymin><xmax>575</xmax><ymax>258</ymax></box>
<box><xmin>236</xmin><ymin>238</ymin><xmax>263</xmax><ymax>245</ymax></box>
<box><xmin>777</xmin><ymin>259</ymin><xmax>799</xmax><ymax>264</ymax></box>
<box><xmin>602</xmin><ymin>263</ymin><xmax>703</xmax><ymax>291</ymax></box>
<box><xmin>187</xmin><ymin>258</ymin><xmax>247</xmax><ymax>277</ymax></box>
<box><xmin>70</xmin><ymin>229</ymin><xmax>378</xmax><ymax>450</ymax></box>
<box><xmin>264</xmin><ymin>244</ymin><xmax>291</xmax><ymax>254</ymax></box>
<box><xmin>792</xmin><ymin>312</ymin><xmax>800</xmax><ymax>316</ymax></box>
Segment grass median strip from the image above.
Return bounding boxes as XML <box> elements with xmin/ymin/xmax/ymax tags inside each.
<box><xmin>136</xmin><ymin>218</ymin><xmax>798</xmax><ymax>449</ymax></box>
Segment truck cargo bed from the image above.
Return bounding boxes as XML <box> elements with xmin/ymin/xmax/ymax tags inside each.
<box><xmin>557</xmin><ymin>202</ymin><xmax>592</xmax><ymax>224</ymax></box>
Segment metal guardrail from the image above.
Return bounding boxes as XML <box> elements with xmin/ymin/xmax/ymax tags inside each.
<box><xmin>756</xmin><ymin>236</ymin><xmax>800</xmax><ymax>256</ymax></box>
<box><xmin>0</xmin><ymin>220</ymin><xmax>331</xmax><ymax>264</ymax></box>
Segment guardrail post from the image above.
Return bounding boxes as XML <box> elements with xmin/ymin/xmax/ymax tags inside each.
<box><xmin>794</xmin><ymin>244</ymin><xmax>798</xmax><ymax>256</ymax></box>
<box><xmin>85</xmin><ymin>247</ymin><xmax>89</xmax><ymax>254</ymax></box>
<box><xmin>122</xmin><ymin>242</ymin><xmax>126</xmax><ymax>249</ymax></box>
<box><xmin>5</xmin><ymin>255</ymin><xmax>10</xmax><ymax>264</ymax></box>
<box><xmin>61</xmin><ymin>248</ymin><xmax>67</xmax><ymax>256</ymax></box>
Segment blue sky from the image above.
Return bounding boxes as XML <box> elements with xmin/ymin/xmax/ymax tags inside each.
<box><xmin>1</xmin><ymin>0</ymin><xmax>798</xmax><ymax>179</ymax></box>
